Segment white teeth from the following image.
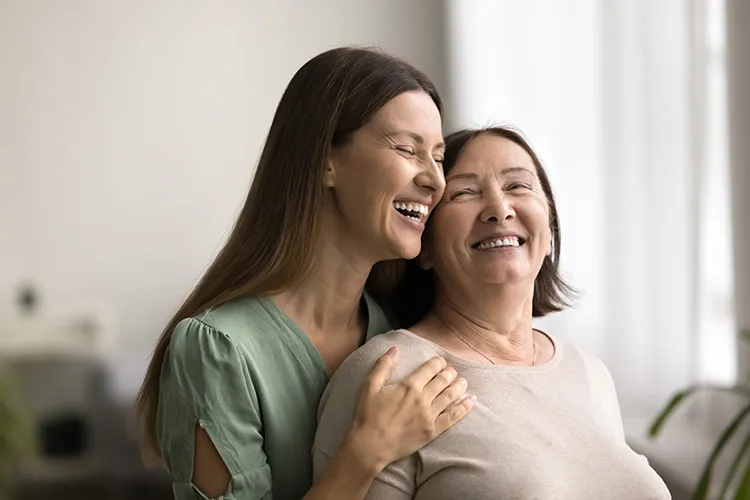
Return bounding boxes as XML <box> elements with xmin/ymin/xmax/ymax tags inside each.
<box><xmin>475</xmin><ymin>236</ymin><xmax>521</xmax><ymax>250</ymax></box>
<box><xmin>393</xmin><ymin>201</ymin><xmax>429</xmax><ymax>216</ymax></box>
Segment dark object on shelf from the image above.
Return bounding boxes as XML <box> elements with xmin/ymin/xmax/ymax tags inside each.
<box><xmin>17</xmin><ymin>283</ymin><xmax>39</xmax><ymax>315</ymax></box>
<box><xmin>39</xmin><ymin>413</ymin><xmax>88</xmax><ymax>458</ymax></box>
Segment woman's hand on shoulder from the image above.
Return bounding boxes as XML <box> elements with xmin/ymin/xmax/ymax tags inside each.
<box><xmin>346</xmin><ymin>346</ymin><xmax>475</xmax><ymax>472</ymax></box>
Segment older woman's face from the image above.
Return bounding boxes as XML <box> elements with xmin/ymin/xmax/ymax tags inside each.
<box><xmin>426</xmin><ymin>134</ymin><xmax>551</xmax><ymax>288</ymax></box>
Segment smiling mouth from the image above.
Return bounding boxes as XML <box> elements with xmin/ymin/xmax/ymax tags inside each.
<box><xmin>392</xmin><ymin>201</ymin><xmax>428</xmax><ymax>224</ymax></box>
<box><xmin>472</xmin><ymin>236</ymin><xmax>526</xmax><ymax>250</ymax></box>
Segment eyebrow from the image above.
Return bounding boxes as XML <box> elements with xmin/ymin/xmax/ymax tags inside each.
<box><xmin>389</xmin><ymin>130</ymin><xmax>446</xmax><ymax>150</ymax></box>
<box><xmin>445</xmin><ymin>172</ymin><xmax>478</xmax><ymax>182</ymax></box>
<box><xmin>502</xmin><ymin>166</ymin><xmax>535</xmax><ymax>175</ymax></box>
<box><xmin>446</xmin><ymin>166</ymin><xmax>534</xmax><ymax>182</ymax></box>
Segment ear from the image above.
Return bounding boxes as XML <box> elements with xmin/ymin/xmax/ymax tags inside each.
<box><xmin>545</xmin><ymin>228</ymin><xmax>553</xmax><ymax>257</ymax></box>
<box><xmin>323</xmin><ymin>157</ymin><xmax>337</xmax><ymax>188</ymax></box>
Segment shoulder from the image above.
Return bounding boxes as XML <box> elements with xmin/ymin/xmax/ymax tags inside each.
<box><xmin>192</xmin><ymin>296</ymin><xmax>272</xmax><ymax>343</ymax></box>
<box><xmin>562</xmin><ymin>343</ymin><xmax>625</xmax><ymax>439</ymax></box>
<box><xmin>566</xmin><ymin>344</ymin><xmax>614</xmax><ymax>378</ymax></box>
<box><xmin>167</xmin><ymin>316</ymin><xmax>239</xmax><ymax>369</ymax></box>
<box><xmin>167</xmin><ymin>297</ymin><xmax>290</xmax><ymax>362</ymax></box>
<box><xmin>562</xmin><ymin>343</ymin><xmax>618</xmax><ymax>397</ymax></box>
<box><xmin>338</xmin><ymin>329</ymin><xmax>442</xmax><ymax>385</ymax></box>
<box><xmin>317</xmin><ymin>330</ymin><xmax>440</xmax><ymax>424</ymax></box>
<box><xmin>162</xmin><ymin>316</ymin><xmax>255</xmax><ymax>402</ymax></box>
<box><xmin>314</xmin><ymin>330</ymin><xmax>437</xmax><ymax>463</ymax></box>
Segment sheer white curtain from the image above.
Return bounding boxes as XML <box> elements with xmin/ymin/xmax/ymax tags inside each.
<box><xmin>728</xmin><ymin>0</ymin><xmax>750</xmax><ymax>380</ymax></box>
<box><xmin>443</xmin><ymin>0</ymin><xmax>733</xmax><ymax>420</ymax></box>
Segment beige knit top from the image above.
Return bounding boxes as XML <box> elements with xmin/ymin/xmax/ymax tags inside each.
<box><xmin>313</xmin><ymin>329</ymin><xmax>671</xmax><ymax>500</ymax></box>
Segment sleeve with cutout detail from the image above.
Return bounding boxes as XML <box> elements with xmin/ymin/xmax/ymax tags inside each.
<box><xmin>157</xmin><ymin>317</ymin><xmax>272</xmax><ymax>500</ymax></box>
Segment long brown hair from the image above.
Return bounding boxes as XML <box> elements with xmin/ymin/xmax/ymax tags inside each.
<box><xmin>368</xmin><ymin>126</ymin><xmax>576</xmax><ymax>327</ymax></box>
<box><xmin>135</xmin><ymin>47</ymin><xmax>443</xmax><ymax>461</ymax></box>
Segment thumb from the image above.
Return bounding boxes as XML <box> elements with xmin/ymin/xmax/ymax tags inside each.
<box><xmin>364</xmin><ymin>346</ymin><xmax>399</xmax><ymax>394</ymax></box>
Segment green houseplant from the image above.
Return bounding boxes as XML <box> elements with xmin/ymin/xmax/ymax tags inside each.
<box><xmin>0</xmin><ymin>370</ymin><xmax>34</xmax><ymax>499</ymax></box>
<box><xmin>649</xmin><ymin>329</ymin><xmax>750</xmax><ymax>499</ymax></box>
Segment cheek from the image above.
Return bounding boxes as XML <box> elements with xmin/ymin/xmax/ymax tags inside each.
<box><xmin>433</xmin><ymin>208</ymin><xmax>473</xmax><ymax>246</ymax></box>
<box><xmin>430</xmin><ymin>213</ymin><xmax>464</xmax><ymax>261</ymax></box>
<box><xmin>338</xmin><ymin>157</ymin><xmax>401</xmax><ymax>208</ymax></box>
<box><xmin>523</xmin><ymin>198</ymin><xmax>552</xmax><ymax>252</ymax></box>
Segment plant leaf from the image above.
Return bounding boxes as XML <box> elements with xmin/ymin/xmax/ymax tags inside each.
<box><xmin>649</xmin><ymin>385</ymin><xmax>750</xmax><ymax>439</ymax></box>
<box><xmin>693</xmin><ymin>402</ymin><xmax>750</xmax><ymax>499</ymax></box>
<box><xmin>649</xmin><ymin>386</ymin><xmax>700</xmax><ymax>438</ymax></box>
<box><xmin>733</xmin><ymin>461</ymin><xmax>750</xmax><ymax>499</ymax></box>
<box><xmin>721</xmin><ymin>431</ymin><xmax>750</xmax><ymax>498</ymax></box>
<box><xmin>694</xmin><ymin>469</ymin><xmax>711</xmax><ymax>500</ymax></box>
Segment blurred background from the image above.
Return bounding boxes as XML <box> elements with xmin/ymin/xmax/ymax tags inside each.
<box><xmin>1</xmin><ymin>0</ymin><xmax>748</xmax><ymax>499</ymax></box>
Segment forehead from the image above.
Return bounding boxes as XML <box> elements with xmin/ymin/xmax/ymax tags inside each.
<box><xmin>449</xmin><ymin>134</ymin><xmax>536</xmax><ymax>178</ymax></box>
<box><xmin>365</xmin><ymin>90</ymin><xmax>443</xmax><ymax>141</ymax></box>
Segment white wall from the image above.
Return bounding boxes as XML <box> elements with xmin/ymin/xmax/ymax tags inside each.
<box><xmin>0</xmin><ymin>0</ymin><xmax>447</xmax><ymax>400</ymax></box>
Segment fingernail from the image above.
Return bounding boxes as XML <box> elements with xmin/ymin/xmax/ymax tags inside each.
<box><xmin>458</xmin><ymin>378</ymin><xmax>467</xmax><ymax>388</ymax></box>
<box><xmin>467</xmin><ymin>395</ymin><xmax>477</xmax><ymax>406</ymax></box>
<box><xmin>386</xmin><ymin>346</ymin><xmax>398</xmax><ymax>356</ymax></box>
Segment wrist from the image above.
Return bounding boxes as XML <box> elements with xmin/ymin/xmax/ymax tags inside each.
<box><xmin>343</xmin><ymin>428</ymin><xmax>387</xmax><ymax>477</ymax></box>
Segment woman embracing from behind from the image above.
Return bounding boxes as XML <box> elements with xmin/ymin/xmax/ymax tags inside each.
<box><xmin>314</xmin><ymin>126</ymin><xmax>671</xmax><ymax>499</ymax></box>
<box><xmin>136</xmin><ymin>48</ymin><xmax>475</xmax><ymax>500</ymax></box>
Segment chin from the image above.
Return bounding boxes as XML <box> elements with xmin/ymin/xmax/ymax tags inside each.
<box><xmin>387</xmin><ymin>238</ymin><xmax>421</xmax><ymax>261</ymax></box>
<box><xmin>475</xmin><ymin>268</ymin><xmax>526</xmax><ymax>284</ymax></box>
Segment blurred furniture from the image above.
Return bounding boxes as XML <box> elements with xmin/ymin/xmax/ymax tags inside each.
<box><xmin>0</xmin><ymin>308</ymin><xmax>172</xmax><ymax>499</ymax></box>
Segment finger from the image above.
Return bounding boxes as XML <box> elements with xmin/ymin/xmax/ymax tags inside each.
<box><xmin>434</xmin><ymin>395</ymin><xmax>476</xmax><ymax>435</ymax></box>
<box><xmin>431</xmin><ymin>377</ymin><xmax>467</xmax><ymax>413</ymax></box>
<box><xmin>403</xmin><ymin>356</ymin><xmax>447</xmax><ymax>390</ymax></box>
<box><xmin>422</xmin><ymin>367</ymin><xmax>458</xmax><ymax>401</ymax></box>
<box><xmin>363</xmin><ymin>346</ymin><xmax>399</xmax><ymax>396</ymax></box>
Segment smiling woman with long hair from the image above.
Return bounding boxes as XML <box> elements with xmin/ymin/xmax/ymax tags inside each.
<box><xmin>135</xmin><ymin>48</ymin><xmax>475</xmax><ymax>500</ymax></box>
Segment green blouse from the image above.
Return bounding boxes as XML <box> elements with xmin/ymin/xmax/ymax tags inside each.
<box><xmin>156</xmin><ymin>293</ymin><xmax>394</xmax><ymax>500</ymax></box>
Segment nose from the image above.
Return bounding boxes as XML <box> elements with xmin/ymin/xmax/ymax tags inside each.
<box><xmin>480</xmin><ymin>192</ymin><xmax>515</xmax><ymax>223</ymax></box>
<box><xmin>415</xmin><ymin>159</ymin><xmax>446</xmax><ymax>195</ymax></box>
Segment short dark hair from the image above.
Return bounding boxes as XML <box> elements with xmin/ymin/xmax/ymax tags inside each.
<box><xmin>368</xmin><ymin>126</ymin><xmax>576</xmax><ymax>327</ymax></box>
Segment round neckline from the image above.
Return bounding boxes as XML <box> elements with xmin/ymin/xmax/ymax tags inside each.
<box><xmin>395</xmin><ymin>328</ymin><xmax>564</xmax><ymax>373</ymax></box>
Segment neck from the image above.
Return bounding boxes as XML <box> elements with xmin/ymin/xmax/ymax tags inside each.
<box><xmin>271</xmin><ymin>216</ymin><xmax>373</xmax><ymax>336</ymax></box>
<box><xmin>430</xmin><ymin>282</ymin><xmax>536</xmax><ymax>364</ymax></box>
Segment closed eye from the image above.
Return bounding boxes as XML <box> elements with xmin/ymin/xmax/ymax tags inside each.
<box><xmin>508</xmin><ymin>183</ymin><xmax>532</xmax><ymax>191</ymax></box>
<box><xmin>450</xmin><ymin>190</ymin><xmax>475</xmax><ymax>200</ymax></box>
<box><xmin>396</xmin><ymin>146</ymin><xmax>415</xmax><ymax>155</ymax></box>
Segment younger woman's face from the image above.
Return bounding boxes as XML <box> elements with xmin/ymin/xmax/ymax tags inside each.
<box><xmin>326</xmin><ymin>90</ymin><xmax>446</xmax><ymax>262</ymax></box>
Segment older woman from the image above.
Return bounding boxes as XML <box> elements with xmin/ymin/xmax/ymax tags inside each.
<box><xmin>313</xmin><ymin>127</ymin><xmax>671</xmax><ymax>499</ymax></box>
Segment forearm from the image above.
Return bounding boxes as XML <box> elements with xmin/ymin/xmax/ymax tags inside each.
<box><xmin>304</xmin><ymin>434</ymin><xmax>384</xmax><ymax>500</ymax></box>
